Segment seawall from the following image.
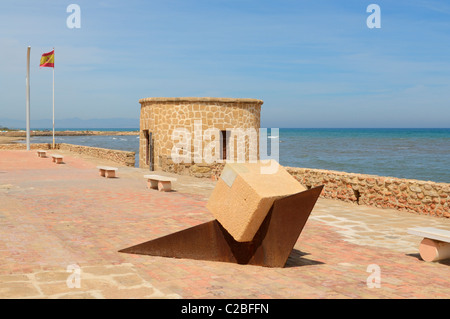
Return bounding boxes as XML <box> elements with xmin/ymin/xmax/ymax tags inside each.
<box><xmin>286</xmin><ymin>167</ymin><xmax>449</xmax><ymax>218</ymax></box>
<box><xmin>0</xmin><ymin>143</ymin><xmax>135</xmax><ymax>167</ymax></box>
<box><xmin>152</xmin><ymin>158</ymin><xmax>450</xmax><ymax>218</ymax></box>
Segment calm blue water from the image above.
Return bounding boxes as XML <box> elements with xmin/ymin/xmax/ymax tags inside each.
<box><xmin>34</xmin><ymin>128</ymin><xmax>138</xmax><ymax>132</ymax></box>
<box><xmin>23</xmin><ymin>128</ymin><xmax>450</xmax><ymax>183</ymax></box>
<box><xmin>274</xmin><ymin>128</ymin><xmax>449</xmax><ymax>183</ymax></box>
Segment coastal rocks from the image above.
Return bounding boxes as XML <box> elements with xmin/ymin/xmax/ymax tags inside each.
<box><xmin>286</xmin><ymin>167</ymin><xmax>449</xmax><ymax>218</ymax></box>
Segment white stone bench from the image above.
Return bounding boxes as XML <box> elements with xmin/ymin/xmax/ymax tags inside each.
<box><xmin>407</xmin><ymin>227</ymin><xmax>450</xmax><ymax>262</ymax></box>
<box><xmin>50</xmin><ymin>154</ymin><xmax>64</xmax><ymax>164</ymax></box>
<box><xmin>97</xmin><ymin>166</ymin><xmax>118</xmax><ymax>178</ymax></box>
<box><xmin>37</xmin><ymin>150</ymin><xmax>47</xmax><ymax>158</ymax></box>
<box><xmin>144</xmin><ymin>175</ymin><xmax>177</xmax><ymax>192</ymax></box>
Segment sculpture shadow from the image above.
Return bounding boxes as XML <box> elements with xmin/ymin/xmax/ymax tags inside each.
<box><xmin>285</xmin><ymin>249</ymin><xmax>324</xmax><ymax>268</ymax></box>
<box><xmin>120</xmin><ymin>186</ymin><xmax>324</xmax><ymax>268</ymax></box>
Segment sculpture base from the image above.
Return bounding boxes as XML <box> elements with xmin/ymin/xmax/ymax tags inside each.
<box><xmin>119</xmin><ymin>186</ymin><xmax>323</xmax><ymax>268</ymax></box>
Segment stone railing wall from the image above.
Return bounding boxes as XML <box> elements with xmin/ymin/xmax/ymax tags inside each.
<box><xmin>159</xmin><ymin>160</ymin><xmax>449</xmax><ymax>218</ymax></box>
<box><xmin>286</xmin><ymin>167</ymin><xmax>449</xmax><ymax>218</ymax></box>
<box><xmin>58</xmin><ymin>144</ymin><xmax>135</xmax><ymax>167</ymax></box>
<box><xmin>158</xmin><ymin>155</ymin><xmax>225</xmax><ymax>179</ymax></box>
<box><xmin>0</xmin><ymin>143</ymin><xmax>135</xmax><ymax>167</ymax></box>
<box><xmin>0</xmin><ymin>143</ymin><xmax>52</xmax><ymax>150</ymax></box>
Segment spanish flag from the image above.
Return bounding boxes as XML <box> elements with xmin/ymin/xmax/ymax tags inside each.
<box><xmin>40</xmin><ymin>50</ymin><xmax>54</xmax><ymax>68</ymax></box>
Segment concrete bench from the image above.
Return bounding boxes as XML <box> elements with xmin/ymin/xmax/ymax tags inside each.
<box><xmin>144</xmin><ymin>175</ymin><xmax>177</xmax><ymax>192</ymax></box>
<box><xmin>50</xmin><ymin>154</ymin><xmax>64</xmax><ymax>164</ymax></box>
<box><xmin>407</xmin><ymin>227</ymin><xmax>450</xmax><ymax>262</ymax></box>
<box><xmin>97</xmin><ymin>166</ymin><xmax>118</xmax><ymax>178</ymax></box>
<box><xmin>37</xmin><ymin>150</ymin><xmax>47</xmax><ymax>158</ymax></box>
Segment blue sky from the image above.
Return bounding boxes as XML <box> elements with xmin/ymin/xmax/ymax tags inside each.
<box><xmin>1</xmin><ymin>0</ymin><xmax>450</xmax><ymax>128</ymax></box>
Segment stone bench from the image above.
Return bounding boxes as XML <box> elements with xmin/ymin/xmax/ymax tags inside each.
<box><xmin>37</xmin><ymin>150</ymin><xmax>47</xmax><ymax>158</ymax></box>
<box><xmin>407</xmin><ymin>227</ymin><xmax>450</xmax><ymax>262</ymax></box>
<box><xmin>144</xmin><ymin>175</ymin><xmax>177</xmax><ymax>192</ymax></box>
<box><xmin>97</xmin><ymin>166</ymin><xmax>118</xmax><ymax>178</ymax></box>
<box><xmin>50</xmin><ymin>154</ymin><xmax>64</xmax><ymax>164</ymax></box>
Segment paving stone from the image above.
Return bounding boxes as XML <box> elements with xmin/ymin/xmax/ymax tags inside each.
<box><xmin>112</xmin><ymin>274</ymin><xmax>145</xmax><ymax>287</ymax></box>
<box><xmin>101</xmin><ymin>286</ymin><xmax>160</xmax><ymax>299</ymax></box>
<box><xmin>0</xmin><ymin>150</ymin><xmax>449</xmax><ymax>299</ymax></box>
<box><xmin>0</xmin><ymin>282</ymin><xmax>40</xmax><ymax>298</ymax></box>
<box><xmin>0</xmin><ymin>274</ymin><xmax>30</xmax><ymax>283</ymax></box>
<box><xmin>34</xmin><ymin>271</ymin><xmax>70</xmax><ymax>282</ymax></box>
<box><xmin>38</xmin><ymin>282</ymin><xmax>79</xmax><ymax>296</ymax></box>
<box><xmin>54</xmin><ymin>292</ymin><xmax>99</xmax><ymax>299</ymax></box>
<box><xmin>82</xmin><ymin>265</ymin><xmax>136</xmax><ymax>276</ymax></box>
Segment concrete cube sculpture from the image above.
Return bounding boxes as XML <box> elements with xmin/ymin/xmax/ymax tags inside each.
<box><xmin>206</xmin><ymin>161</ymin><xmax>306</xmax><ymax>242</ymax></box>
<box><xmin>120</xmin><ymin>160</ymin><xmax>323</xmax><ymax>268</ymax></box>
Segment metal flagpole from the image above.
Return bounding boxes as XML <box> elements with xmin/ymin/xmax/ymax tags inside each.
<box><xmin>52</xmin><ymin>48</ymin><xmax>55</xmax><ymax>149</ymax></box>
<box><xmin>26</xmin><ymin>46</ymin><xmax>31</xmax><ymax>151</ymax></box>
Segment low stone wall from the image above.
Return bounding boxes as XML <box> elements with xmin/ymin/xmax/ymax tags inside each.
<box><xmin>158</xmin><ymin>155</ymin><xmax>225</xmax><ymax>179</ymax></box>
<box><xmin>286</xmin><ymin>167</ymin><xmax>449</xmax><ymax>218</ymax></box>
<box><xmin>0</xmin><ymin>143</ymin><xmax>52</xmax><ymax>150</ymax></box>
<box><xmin>0</xmin><ymin>143</ymin><xmax>136</xmax><ymax>167</ymax></box>
<box><xmin>58</xmin><ymin>144</ymin><xmax>135</xmax><ymax>167</ymax></box>
<box><xmin>158</xmin><ymin>158</ymin><xmax>449</xmax><ymax>218</ymax></box>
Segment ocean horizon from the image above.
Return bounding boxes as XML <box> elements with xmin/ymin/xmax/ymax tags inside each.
<box><xmin>28</xmin><ymin>128</ymin><xmax>139</xmax><ymax>132</ymax></box>
<box><xmin>20</xmin><ymin>127</ymin><xmax>450</xmax><ymax>184</ymax></box>
<box><xmin>17</xmin><ymin>127</ymin><xmax>450</xmax><ymax>131</ymax></box>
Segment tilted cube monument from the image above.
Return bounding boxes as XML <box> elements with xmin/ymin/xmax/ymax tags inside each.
<box><xmin>120</xmin><ymin>161</ymin><xmax>323</xmax><ymax>268</ymax></box>
<box><xmin>207</xmin><ymin>162</ymin><xmax>307</xmax><ymax>242</ymax></box>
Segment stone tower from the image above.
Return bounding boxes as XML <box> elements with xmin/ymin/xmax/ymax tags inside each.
<box><xmin>139</xmin><ymin>97</ymin><xmax>263</xmax><ymax>177</ymax></box>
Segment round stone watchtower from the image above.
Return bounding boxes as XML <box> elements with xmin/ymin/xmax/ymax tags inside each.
<box><xmin>139</xmin><ymin>97</ymin><xmax>263</xmax><ymax>177</ymax></box>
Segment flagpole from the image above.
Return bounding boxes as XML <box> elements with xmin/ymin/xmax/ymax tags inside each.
<box><xmin>26</xmin><ymin>46</ymin><xmax>31</xmax><ymax>151</ymax></box>
<box><xmin>52</xmin><ymin>48</ymin><xmax>55</xmax><ymax>149</ymax></box>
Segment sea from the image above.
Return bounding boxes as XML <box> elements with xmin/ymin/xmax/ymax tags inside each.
<box><xmin>22</xmin><ymin>128</ymin><xmax>450</xmax><ymax>183</ymax></box>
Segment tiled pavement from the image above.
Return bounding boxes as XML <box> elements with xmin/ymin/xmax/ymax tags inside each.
<box><xmin>0</xmin><ymin>150</ymin><xmax>449</xmax><ymax>299</ymax></box>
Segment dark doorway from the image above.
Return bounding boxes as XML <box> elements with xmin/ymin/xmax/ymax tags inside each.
<box><xmin>220</xmin><ymin>130</ymin><xmax>229</xmax><ymax>161</ymax></box>
<box><xmin>143</xmin><ymin>130</ymin><xmax>154</xmax><ymax>171</ymax></box>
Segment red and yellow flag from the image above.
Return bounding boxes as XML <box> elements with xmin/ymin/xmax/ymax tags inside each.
<box><xmin>40</xmin><ymin>50</ymin><xmax>54</xmax><ymax>68</ymax></box>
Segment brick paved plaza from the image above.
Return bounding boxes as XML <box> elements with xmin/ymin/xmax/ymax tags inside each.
<box><xmin>0</xmin><ymin>150</ymin><xmax>449</xmax><ymax>299</ymax></box>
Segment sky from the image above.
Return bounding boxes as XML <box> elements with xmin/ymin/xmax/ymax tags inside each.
<box><xmin>1</xmin><ymin>0</ymin><xmax>450</xmax><ymax>128</ymax></box>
